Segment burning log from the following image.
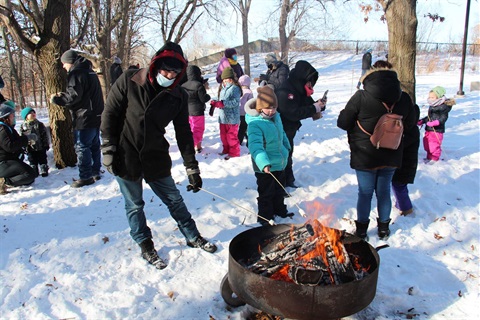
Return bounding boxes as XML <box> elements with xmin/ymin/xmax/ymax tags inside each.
<box><xmin>244</xmin><ymin>221</ymin><xmax>360</xmax><ymax>286</ymax></box>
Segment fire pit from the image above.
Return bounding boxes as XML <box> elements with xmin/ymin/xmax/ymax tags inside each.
<box><xmin>221</xmin><ymin>223</ymin><xmax>385</xmax><ymax>320</ymax></box>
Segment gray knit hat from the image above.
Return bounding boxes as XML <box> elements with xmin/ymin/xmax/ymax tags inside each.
<box><xmin>265</xmin><ymin>53</ymin><xmax>278</xmax><ymax>65</ymax></box>
<box><xmin>61</xmin><ymin>50</ymin><xmax>79</xmax><ymax>64</ymax></box>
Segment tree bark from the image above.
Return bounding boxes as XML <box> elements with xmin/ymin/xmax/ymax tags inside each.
<box><xmin>0</xmin><ymin>0</ymin><xmax>77</xmax><ymax>168</ymax></box>
<box><xmin>239</xmin><ymin>0</ymin><xmax>251</xmax><ymax>76</ymax></box>
<box><xmin>382</xmin><ymin>0</ymin><xmax>417</xmax><ymax>104</ymax></box>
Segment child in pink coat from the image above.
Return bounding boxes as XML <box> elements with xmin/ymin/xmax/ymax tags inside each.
<box><xmin>418</xmin><ymin>86</ymin><xmax>455</xmax><ymax>162</ymax></box>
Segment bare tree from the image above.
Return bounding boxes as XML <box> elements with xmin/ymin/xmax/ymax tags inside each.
<box><xmin>227</xmin><ymin>0</ymin><xmax>252</xmax><ymax>75</ymax></box>
<box><xmin>0</xmin><ymin>26</ymin><xmax>25</xmax><ymax>107</ymax></box>
<box><xmin>0</xmin><ymin>0</ymin><xmax>77</xmax><ymax>168</ymax></box>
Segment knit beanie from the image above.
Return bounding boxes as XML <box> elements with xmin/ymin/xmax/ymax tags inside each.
<box><xmin>431</xmin><ymin>86</ymin><xmax>446</xmax><ymax>98</ymax></box>
<box><xmin>238</xmin><ymin>75</ymin><xmax>251</xmax><ymax>87</ymax></box>
<box><xmin>255</xmin><ymin>85</ymin><xmax>277</xmax><ymax>112</ymax></box>
<box><xmin>113</xmin><ymin>56</ymin><xmax>122</xmax><ymax>64</ymax></box>
<box><xmin>221</xmin><ymin>67</ymin><xmax>235</xmax><ymax>80</ymax></box>
<box><xmin>21</xmin><ymin>107</ymin><xmax>35</xmax><ymax>120</ymax></box>
<box><xmin>156</xmin><ymin>57</ymin><xmax>184</xmax><ymax>74</ymax></box>
<box><xmin>265</xmin><ymin>53</ymin><xmax>278</xmax><ymax>65</ymax></box>
<box><xmin>225</xmin><ymin>48</ymin><xmax>237</xmax><ymax>59</ymax></box>
<box><xmin>61</xmin><ymin>50</ymin><xmax>79</xmax><ymax>64</ymax></box>
<box><xmin>3</xmin><ymin>100</ymin><xmax>15</xmax><ymax>109</ymax></box>
<box><xmin>0</xmin><ymin>104</ymin><xmax>14</xmax><ymax>119</ymax></box>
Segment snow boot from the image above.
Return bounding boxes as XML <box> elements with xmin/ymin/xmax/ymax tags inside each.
<box><xmin>377</xmin><ymin>218</ymin><xmax>391</xmax><ymax>240</ymax></box>
<box><xmin>39</xmin><ymin>164</ymin><xmax>49</xmax><ymax>177</ymax></box>
<box><xmin>187</xmin><ymin>235</ymin><xmax>217</xmax><ymax>253</ymax></box>
<box><xmin>71</xmin><ymin>177</ymin><xmax>95</xmax><ymax>188</ymax></box>
<box><xmin>354</xmin><ymin>220</ymin><xmax>370</xmax><ymax>240</ymax></box>
<box><xmin>139</xmin><ymin>239</ymin><xmax>167</xmax><ymax>270</ymax></box>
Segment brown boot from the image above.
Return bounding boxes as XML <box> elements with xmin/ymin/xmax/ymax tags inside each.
<box><xmin>0</xmin><ymin>177</ymin><xmax>8</xmax><ymax>195</ymax></box>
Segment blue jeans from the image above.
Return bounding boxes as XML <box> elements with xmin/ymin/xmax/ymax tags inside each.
<box><xmin>355</xmin><ymin>168</ymin><xmax>396</xmax><ymax>223</ymax></box>
<box><xmin>74</xmin><ymin>128</ymin><xmax>101</xmax><ymax>180</ymax></box>
<box><xmin>115</xmin><ymin>175</ymin><xmax>200</xmax><ymax>244</ymax></box>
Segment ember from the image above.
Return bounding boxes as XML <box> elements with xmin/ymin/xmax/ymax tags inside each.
<box><xmin>244</xmin><ymin>220</ymin><xmax>371</xmax><ymax>285</ymax></box>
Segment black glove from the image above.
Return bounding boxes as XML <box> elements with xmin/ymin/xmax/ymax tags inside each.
<box><xmin>102</xmin><ymin>145</ymin><xmax>116</xmax><ymax>175</ymax></box>
<box><xmin>186</xmin><ymin>168</ymin><xmax>202</xmax><ymax>193</ymax></box>
<box><xmin>259</xmin><ymin>74</ymin><xmax>268</xmax><ymax>81</ymax></box>
<box><xmin>26</xmin><ymin>133</ymin><xmax>38</xmax><ymax>145</ymax></box>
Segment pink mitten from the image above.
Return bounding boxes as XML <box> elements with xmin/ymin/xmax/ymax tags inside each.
<box><xmin>215</xmin><ymin>100</ymin><xmax>225</xmax><ymax>109</ymax></box>
<box><xmin>426</xmin><ymin>120</ymin><xmax>440</xmax><ymax>127</ymax></box>
<box><xmin>417</xmin><ymin>120</ymin><xmax>424</xmax><ymax>126</ymax></box>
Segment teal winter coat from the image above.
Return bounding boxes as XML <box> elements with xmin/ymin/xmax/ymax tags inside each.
<box><xmin>245</xmin><ymin>99</ymin><xmax>291</xmax><ymax>173</ymax></box>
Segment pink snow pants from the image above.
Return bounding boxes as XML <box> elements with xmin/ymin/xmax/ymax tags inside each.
<box><xmin>423</xmin><ymin>131</ymin><xmax>444</xmax><ymax>161</ymax></box>
<box><xmin>219</xmin><ymin>123</ymin><xmax>240</xmax><ymax>157</ymax></box>
<box><xmin>189</xmin><ymin>115</ymin><xmax>205</xmax><ymax>148</ymax></box>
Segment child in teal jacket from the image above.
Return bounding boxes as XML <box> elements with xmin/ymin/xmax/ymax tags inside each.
<box><xmin>245</xmin><ymin>85</ymin><xmax>292</xmax><ymax>226</ymax></box>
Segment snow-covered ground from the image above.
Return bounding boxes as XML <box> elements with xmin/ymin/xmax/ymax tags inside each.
<box><xmin>1</xmin><ymin>51</ymin><xmax>479</xmax><ymax>319</ymax></box>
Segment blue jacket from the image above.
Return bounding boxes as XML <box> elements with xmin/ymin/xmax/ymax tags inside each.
<box><xmin>245</xmin><ymin>99</ymin><xmax>290</xmax><ymax>173</ymax></box>
<box><xmin>217</xmin><ymin>83</ymin><xmax>241</xmax><ymax>124</ymax></box>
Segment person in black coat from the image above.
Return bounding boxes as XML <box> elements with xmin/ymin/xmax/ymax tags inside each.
<box><xmin>392</xmin><ymin>103</ymin><xmax>420</xmax><ymax>216</ymax></box>
<box><xmin>275</xmin><ymin>60</ymin><xmax>325</xmax><ymax>188</ymax></box>
<box><xmin>256</xmin><ymin>53</ymin><xmax>290</xmax><ymax>89</ymax></box>
<box><xmin>0</xmin><ymin>104</ymin><xmax>37</xmax><ymax>194</ymax></box>
<box><xmin>51</xmin><ymin>50</ymin><xmax>104</xmax><ymax>188</ymax></box>
<box><xmin>110</xmin><ymin>56</ymin><xmax>123</xmax><ymax>85</ymax></box>
<box><xmin>356</xmin><ymin>49</ymin><xmax>372</xmax><ymax>89</ymax></box>
<box><xmin>337</xmin><ymin>66</ymin><xmax>415</xmax><ymax>240</ymax></box>
<box><xmin>182</xmin><ymin>65</ymin><xmax>211</xmax><ymax>152</ymax></box>
<box><xmin>101</xmin><ymin>41</ymin><xmax>217</xmax><ymax>270</ymax></box>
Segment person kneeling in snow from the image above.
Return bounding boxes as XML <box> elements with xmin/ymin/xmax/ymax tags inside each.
<box><xmin>100</xmin><ymin>41</ymin><xmax>217</xmax><ymax>270</ymax></box>
<box><xmin>245</xmin><ymin>85</ymin><xmax>293</xmax><ymax>226</ymax></box>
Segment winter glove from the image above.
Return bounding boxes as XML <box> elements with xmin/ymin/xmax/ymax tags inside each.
<box><xmin>426</xmin><ymin>120</ymin><xmax>440</xmax><ymax>127</ymax></box>
<box><xmin>186</xmin><ymin>168</ymin><xmax>202</xmax><ymax>193</ymax></box>
<box><xmin>26</xmin><ymin>133</ymin><xmax>37</xmax><ymax>146</ymax></box>
<box><xmin>208</xmin><ymin>104</ymin><xmax>215</xmax><ymax>117</ymax></box>
<box><xmin>213</xmin><ymin>100</ymin><xmax>224</xmax><ymax>109</ymax></box>
<box><xmin>417</xmin><ymin>119</ymin><xmax>425</xmax><ymax>126</ymax></box>
<box><xmin>259</xmin><ymin>74</ymin><xmax>268</xmax><ymax>81</ymax></box>
<box><xmin>102</xmin><ymin>145</ymin><xmax>116</xmax><ymax>175</ymax></box>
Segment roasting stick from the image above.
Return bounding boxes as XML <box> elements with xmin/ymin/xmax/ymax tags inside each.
<box><xmin>198</xmin><ymin>187</ymin><xmax>275</xmax><ymax>226</ymax></box>
<box><xmin>268</xmin><ymin>172</ymin><xmax>307</xmax><ymax>217</ymax></box>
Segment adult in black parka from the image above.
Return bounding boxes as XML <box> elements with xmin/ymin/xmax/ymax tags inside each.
<box><xmin>101</xmin><ymin>41</ymin><xmax>217</xmax><ymax>270</ymax></box>
<box><xmin>337</xmin><ymin>67</ymin><xmax>415</xmax><ymax>240</ymax></box>
<box><xmin>275</xmin><ymin>60</ymin><xmax>325</xmax><ymax>188</ymax></box>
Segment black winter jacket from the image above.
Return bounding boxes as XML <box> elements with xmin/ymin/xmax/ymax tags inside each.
<box><xmin>0</xmin><ymin>123</ymin><xmax>28</xmax><ymax>161</ymax></box>
<box><xmin>275</xmin><ymin>60</ymin><xmax>319</xmax><ymax>134</ymax></box>
<box><xmin>265</xmin><ymin>61</ymin><xmax>290</xmax><ymax>89</ymax></box>
<box><xmin>100</xmin><ymin>41</ymin><xmax>198</xmax><ymax>182</ymax></box>
<box><xmin>420</xmin><ymin>99</ymin><xmax>455</xmax><ymax>134</ymax></box>
<box><xmin>337</xmin><ymin>69</ymin><xmax>416</xmax><ymax>170</ymax></box>
<box><xmin>20</xmin><ymin>119</ymin><xmax>49</xmax><ymax>151</ymax></box>
<box><xmin>393</xmin><ymin>104</ymin><xmax>420</xmax><ymax>184</ymax></box>
<box><xmin>181</xmin><ymin>65</ymin><xmax>211</xmax><ymax>116</ymax></box>
<box><xmin>52</xmin><ymin>57</ymin><xmax>104</xmax><ymax>130</ymax></box>
<box><xmin>362</xmin><ymin>52</ymin><xmax>372</xmax><ymax>70</ymax></box>
<box><xmin>110</xmin><ymin>63</ymin><xmax>123</xmax><ymax>85</ymax></box>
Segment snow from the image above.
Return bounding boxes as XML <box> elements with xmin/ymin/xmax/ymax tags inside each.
<box><xmin>1</xmin><ymin>51</ymin><xmax>479</xmax><ymax>320</ymax></box>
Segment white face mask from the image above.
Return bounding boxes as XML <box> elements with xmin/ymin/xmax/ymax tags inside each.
<box><xmin>156</xmin><ymin>73</ymin><xmax>175</xmax><ymax>87</ymax></box>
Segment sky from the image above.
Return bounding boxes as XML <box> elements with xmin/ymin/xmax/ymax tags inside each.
<box><xmin>1</xmin><ymin>50</ymin><xmax>479</xmax><ymax>319</ymax></box>
<box><xmin>218</xmin><ymin>0</ymin><xmax>479</xmax><ymax>47</ymax></box>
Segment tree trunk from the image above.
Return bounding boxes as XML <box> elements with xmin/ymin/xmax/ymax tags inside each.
<box><xmin>39</xmin><ymin>46</ymin><xmax>77</xmax><ymax>169</ymax></box>
<box><xmin>239</xmin><ymin>0</ymin><xmax>251</xmax><ymax>76</ymax></box>
<box><xmin>279</xmin><ymin>0</ymin><xmax>290</xmax><ymax>63</ymax></box>
<box><xmin>41</xmin><ymin>1</ymin><xmax>77</xmax><ymax>168</ymax></box>
<box><xmin>383</xmin><ymin>0</ymin><xmax>417</xmax><ymax>104</ymax></box>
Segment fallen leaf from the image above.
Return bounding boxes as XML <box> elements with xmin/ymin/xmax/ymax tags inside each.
<box><xmin>434</xmin><ymin>233</ymin><xmax>444</xmax><ymax>240</ymax></box>
<box><xmin>102</xmin><ymin>236</ymin><xmax>109</xmax><ymax>244</ymax></box>
<box><xmin>167</xmin><ymin>291</ymin><xmax>175</xmax><ymax>299</ymax></box>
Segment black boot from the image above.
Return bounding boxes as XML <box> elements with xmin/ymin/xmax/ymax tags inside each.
<box><xmin>377</xmin><ymin>218</ymin><xmax>391</xmax><ymax>240</ymax></box>
<box><xmin>39</xmin><ymin>164</ymin><xmax>49</xmax><ymax>177</ymax></box>
<box><xmin>354</xmin><ymin>220</ymin><xmax>370</xmax><ymax>240</ymax></box>
<box><xmin>139</xmin><ymin>239</ymin><xmax>167</xmax><ymax>269</ymax></box>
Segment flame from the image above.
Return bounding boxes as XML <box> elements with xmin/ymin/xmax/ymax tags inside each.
<box><xmin>270</xmin><ymin>201</ymin><xmax>352</xmax><ymax>283</ymax></box>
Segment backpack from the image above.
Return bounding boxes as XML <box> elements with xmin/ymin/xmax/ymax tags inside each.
<box><xmin>357</xmin><ymin>102</ymin><xmax>403</xmax><ymax>150</ymax></box>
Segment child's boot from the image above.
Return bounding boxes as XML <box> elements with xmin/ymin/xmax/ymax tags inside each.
<box><xmin>40</xmin><ymin>164</ymin><xmax>49</xmax><ymax>177</ymax></box>
<box><xmin>0</xmin><ymin>177</ymin><xmax>8</xmax><ymax>195</ymax></box>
